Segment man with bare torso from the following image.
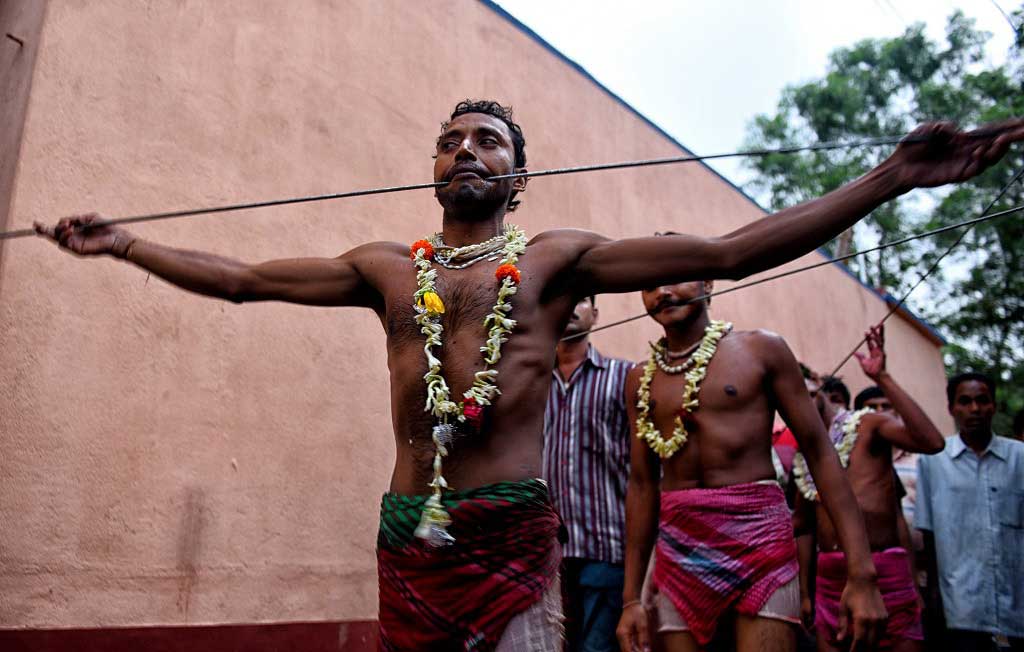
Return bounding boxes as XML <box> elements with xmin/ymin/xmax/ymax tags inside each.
<box><xmin>793</xmin><ymin>326</ymin><xmax>945</xmax><ymax>652</ymax></box>
<box><xmin>616</xmin><ymin>278</ymin><xmax>887</xmax><ymax>652</ymax></box>
<box><xmin>35</xmin><ymin>101</ymin><xmax>1024</xmax><ymax>650</ymax></box>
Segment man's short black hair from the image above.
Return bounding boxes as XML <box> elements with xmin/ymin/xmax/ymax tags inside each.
<box><xmin>821</xmin><ymin>376</ymin><xmax>851</xmax><ymax>408</ymax></box>
<box><xmin>946</xmin><ymin>372</ymin><xmax>996</xmax><ymax>406</ymax></box>
<box><xmin>442</xmin><ymin>100</ymin><xmax>527</xmax><ymax>211</ymax></box>
<box><xmin>854</xmin><ymin>386</ymin><xmax>885</xmax><ymax>410</ymax></box>
<box><xmin>587</xmin><ymin>295</ymin><xmax>596</xmax><ymax>307</ymax></box>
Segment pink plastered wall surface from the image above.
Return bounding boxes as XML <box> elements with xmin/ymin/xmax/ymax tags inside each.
<box><xmin>0</xmin><ymin>0</ymin><xmax>951</xmax><ymax>630</ymax></box>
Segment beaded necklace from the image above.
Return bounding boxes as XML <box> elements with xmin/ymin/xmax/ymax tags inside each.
<box><xmin>634</xmin><ymin>320</ymin><xmax>732</xmax><ymax>458</ymax></box>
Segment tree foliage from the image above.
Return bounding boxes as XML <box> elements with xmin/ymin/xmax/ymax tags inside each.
<box><xmin>743</xmin><ymin>7</ymin><xmax>1024</xmax><ymax>432</ymax></box>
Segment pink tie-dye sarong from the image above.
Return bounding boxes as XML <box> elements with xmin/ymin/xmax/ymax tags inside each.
<box><xmin>653</xmin><ymin>481</ymin><xmax>798</xmax><ymax>646</ymax></box>
<box><xmin>815</xmin><ymin>547</ymin><xmax>923</xmax><ymax>649</ymax></box>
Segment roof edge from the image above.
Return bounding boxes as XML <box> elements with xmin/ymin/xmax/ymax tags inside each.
<box><xmin>478</xmin><ymin>0</ymin><xmax>764</xmax><ymax>211</ymax></box>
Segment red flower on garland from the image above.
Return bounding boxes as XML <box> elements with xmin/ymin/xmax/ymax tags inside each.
<box><xmin>495</xmin><ymin>263</ymin><xmax>521</xmax><ymax>284</ymax></box>
<box><xmin>410</xmin><ymin>239</ymin><xmax>434</xmax><ymax>261</ymax></box>
<box><xmin>462</xmin><ymin>397</ymin><xmax>484</xmax><ymax>429</ymax></box>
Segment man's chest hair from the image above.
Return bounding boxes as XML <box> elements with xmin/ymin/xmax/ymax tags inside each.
<box><xmin>385</xmin><ymin>274</ymin><xmax>505</xmax><ymax>348</ymax></box>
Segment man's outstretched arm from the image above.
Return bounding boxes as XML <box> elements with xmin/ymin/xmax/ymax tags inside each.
<box><xmin>765</xmin><ymin>333</ymin><xmax>887</xmax><ymax>649</ymax></box>
<box><xmin>34</xmin><ymin>213</ymin><xmax>384</xmax><ymax>308</ymax></box>
<box><xmin>573</xmin><ymin>120</ymin><xmax>1024</xmax><ymax>294</ymax></box>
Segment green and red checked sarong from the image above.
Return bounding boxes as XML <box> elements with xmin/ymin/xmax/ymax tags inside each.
<box><xmin>377</xmin><ymin>478</ymin><xmax>562</xmax><ymax>651</ymax></box>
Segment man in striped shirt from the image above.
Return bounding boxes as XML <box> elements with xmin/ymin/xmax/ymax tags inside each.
<box><xmin>543</xmin><ymin>295</ymin><xmax>634</xmax><ymax>652</ymax></box>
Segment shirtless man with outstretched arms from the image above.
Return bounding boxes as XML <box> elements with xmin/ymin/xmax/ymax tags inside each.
<box><xmin>35</xmin><ymin>101</ymin><xmax>1024</xmax><ymax>650</ymax></box>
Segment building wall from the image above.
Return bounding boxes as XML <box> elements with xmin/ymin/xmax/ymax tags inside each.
<box><xmin>0</xmin><ymin>0</ymin><xmax>952</xmax><ymax>636</ymax></box>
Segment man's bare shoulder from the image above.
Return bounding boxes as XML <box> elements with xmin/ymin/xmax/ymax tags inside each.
<box><xmin>728</xmin><ymin>328</ymin><xmax>792</xmax><ymax>355</ymax></box>
<box><xmin>529</xmin><ymin>228</ymin><xmax>609</xmax><ymax>252</ymax></box>
<box><xmin>341</xmin><ymin>240</ymin><xmax>406</xmax><ymax>258</ymax></box>
<box><xmin>335</xmin><ymin>241</ymin><xmax>410</xmax><ymax>292</ymax></box>
<box><xmin>724</xmin><ymin>329</ymin><xmax>804</xmax><ymax>379</ymax></box>
<box><xmin>339</xmin><ymin>240</ymin><xmax>407</xmax><ymax>266</ymax></box>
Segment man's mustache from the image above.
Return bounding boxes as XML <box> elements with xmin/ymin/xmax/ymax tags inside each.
<box><xmin>444</xmin><ymin>163</ymin><xmax>491</xmax><ymax>182</ymax></box>
<box><xmin>649</xmin><ymin>296</ymin><xmax>690</xmax><ymax>315</ymax></box>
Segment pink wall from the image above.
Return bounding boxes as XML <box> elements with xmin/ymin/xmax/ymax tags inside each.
<box><xmin>0</xmin><ymin>0</ymin><xmax>951</xmax><ymax>630</ymax></box>
<box><xmin>0</xmin><ymin>1</ymin><xmax>47</xmax><ymax>265</ymax></box>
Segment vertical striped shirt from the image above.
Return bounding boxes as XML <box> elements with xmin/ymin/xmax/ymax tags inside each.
<box><xmin>543</xmin><ymin>345</ymin><xmax>632</xmax><ymax>563</ymax></box>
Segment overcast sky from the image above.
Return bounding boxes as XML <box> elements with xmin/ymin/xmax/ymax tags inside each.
<box><xmin>494</xmin><ymin>0</ymin><xmax>1019</xmax><ymax>194</ymax></box>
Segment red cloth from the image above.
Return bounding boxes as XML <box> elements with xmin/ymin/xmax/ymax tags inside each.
<box><xmin>815</xmin><ymin>547</ymin><xmax>923</xmax><ymax>649</ymax></box>
<box><xmin>772</xmin><ymin>426</ymin><xmax>798</xmax><ymax>474</ymax></box>
<box><xmin>653</xmin><ymin>481</ymin><xmax>798</xmax><ymax>646</ymax></box>
<box><xmin>376</xmin><ymin>479</ymin><xmax>562</xmax><ymax>651</ymax></box>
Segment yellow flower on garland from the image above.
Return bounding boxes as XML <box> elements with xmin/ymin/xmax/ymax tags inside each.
<box><xmin>421</xmin><ymin>291</ymin><xmax>445</xmax><ymax>314</ymax></box>
<box><xmin>408</xmin><ymin>225</ymin><xmax>528</xmax><ymax>546</ymax></box>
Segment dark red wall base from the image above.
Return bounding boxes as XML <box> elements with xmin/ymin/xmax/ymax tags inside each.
<box><xmin>0</xmin><ymin>620</ymin><xmax>378</xmax><ymax>652</ymax></box>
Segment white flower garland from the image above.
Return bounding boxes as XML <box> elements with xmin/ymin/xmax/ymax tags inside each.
<box><xmin>409</xmin><ymin>224</ymin><xmax>527</xmax><ymax>546</ymax></box>
<box><xmin>635</xmin><ymin>320</ymin><xmax>732</xmax><ymax>459</ymax></box>
<box><xmin>792</xmin><ymin>407</ymin><xmax>872</xmax><ymax>501</ymax></box>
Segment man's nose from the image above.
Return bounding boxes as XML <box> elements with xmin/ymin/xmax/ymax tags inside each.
<box><xmin>454</xmin><ymin>138</ymin><xmax>477</xmax><ymax>161</ymax></box>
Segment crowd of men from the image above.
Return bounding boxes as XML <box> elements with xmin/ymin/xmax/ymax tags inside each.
<box><xmin>36</xmin><ymin>100</ymin><xmax>1024</xmax><ymax>652</ymax></box>
<box><xmin>545</xmin><ymin>293</ymin><xmax>1023</xmax><ymax>652</ymax></box>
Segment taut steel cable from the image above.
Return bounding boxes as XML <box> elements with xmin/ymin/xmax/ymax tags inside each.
<box><xmin>0</xmin><ymin>135</ymin><xmax>933</xmax><ymax>241</ymax></box>
<box><xmin>561</xmin><ymin>202</ymin><xmax>1024</xmax><ymax>342</ymax></box>
<box><xmin>826</xmin><ymin>165</ymin><xmax>1024</xmax><ymax>377</ymax></box>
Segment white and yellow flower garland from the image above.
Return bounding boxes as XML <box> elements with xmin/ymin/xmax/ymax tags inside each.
<box><xmin>635</xmin><ymin>320</ymin><xmax>732</xmax><ymax>459</ymax></box>
<box><xmin>792</xmin><ymin>407</ymin><xmax>872</xmax><ymax>501</ymax></box>
<box><xmin>408</xmin><ymin>224</ymin><xmax>527</xmax><ymax>546</ymax></box>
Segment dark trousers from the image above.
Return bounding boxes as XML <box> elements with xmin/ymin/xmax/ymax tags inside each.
<box><xmin>562</xmin><ymin>558</ymin><xmax>624</xmax><ymax>652</ymax></box>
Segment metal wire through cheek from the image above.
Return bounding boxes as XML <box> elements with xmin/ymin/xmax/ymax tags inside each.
<box><xmin>1</xmin><ymin>135</ymin><xmax>941</xmax><ymax>241</ymax></box>
<box><xmin>6</xmin><ymin>130</ymin><xmax>1021</xmax><ymax>374</ymax></box>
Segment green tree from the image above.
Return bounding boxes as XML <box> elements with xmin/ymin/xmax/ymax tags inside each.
<box><xmin>743</xmin><ymin>7</ymin><xmax>1024</xmax><ymax>432</ymax></box>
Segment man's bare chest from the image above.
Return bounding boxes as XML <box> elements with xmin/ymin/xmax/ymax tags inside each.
<box><xmin>381</xmin><ymin>263</ymin><xmax>558</xmax><ymax>349</ymax></box>
<box><xmin>646</xmin><ymin>340</ymin><xmax>769</xmax><ymax>420</ymax></box>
